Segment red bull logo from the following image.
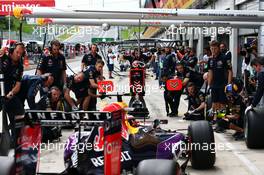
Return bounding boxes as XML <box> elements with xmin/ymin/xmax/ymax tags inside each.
<box><xmin>167</xmin><ymin>78</ymin><xmax>183</xmax><ymax>91</ymax></box>
<box><xmin>98</xmin><ymin>81</ymin><xmax>114</xmax><ymax>93</ymax></box>
<box><xmin>94</xmin><ymin>127</ymin><xmax>104</xmax><ymax>152</ymax></box>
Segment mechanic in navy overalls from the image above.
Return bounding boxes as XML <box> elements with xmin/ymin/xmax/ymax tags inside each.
<box><xmin>162</xmin><ymin>46</ymin><xmax>176</xmax><ymax>78</ymax></box>
<box><xmin>246</xmin><ymin>58</ymin><xmax>264</xmax><ymax>112</ymax></box>
<box><xmin>84</xmin><ymin>60</ymin><xmax>105</xmax><ymax>111</ymax></box>
<box><xmin>185</xmin><ymin>55</ymin><xmax>204</xmax><ymax>91</ymax></box>
<box><xmin>36</xmin><ymin>40</ymin><xmax>67</xmax><ymax>90</ymax></box>
<box><xmin>183</xmin><ymin>82</ymin><xmax>205</xmax><ymax>121</ymax></box>
<box><xmin>81</xmin><ymin>44</ymin><xmax>102</xmax><ymax>71</ymax></box>
<box><xmin>64</xmin><ymin>71</ymin><xmax>90</xmax><ymax>111</ymax></box>
<box><xmin>216</xmin><ymin>80</ymin><xmax>245</xmax><ymax>140</ymax></box>
<box><xmin>0</xmin><ymin>42</ymin><xmax>25</xmax><ymax>142</ymax></box>
<box><xmin>17</xmin><ymin>74</ymin><xmax>54</xmax><ymax>109</ymax></box>
<box><xmin>208</xmin><ymin>40</ymin><xmax>233</xmax><ymax>121</ymax></box>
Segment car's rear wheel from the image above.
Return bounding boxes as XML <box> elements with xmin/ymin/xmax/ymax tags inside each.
<box><xmin>136</xmin><ymin>159</ymin><xmax>181</xmax><ymax>175</ymax></box>
<box><xmin>188</xmin><ymin>120</ymin><xmax>215</xmax><ymax>169</ymax></box>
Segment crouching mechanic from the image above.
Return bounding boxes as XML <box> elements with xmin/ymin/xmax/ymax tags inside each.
<box><xmin>64</xmin><ymin>71</ymin><xmax>89</xmax><ymax>111</ymax></box>
<box><xmin>17</xmin><ymin>73</ymin><xmax>54</xmax><ymax>109</ymax></box>
<box><xmin>183</xmin><ymin>82</ymin><xmax>205</xmax><ymax>120</ymax></box>
<box><xmin>215</xmin><ymin>81</ymin><xmax>245</xmax><ymax>140</ymax></box>
<box><xmin>37</xmin><ymin>86</ymin><xmax>64</xmax><ymax>110</ymax></box>
<box><xmin>36</xmin><ymin>86</ymin><xmax>63</xmax><ymax>142</ymax></box>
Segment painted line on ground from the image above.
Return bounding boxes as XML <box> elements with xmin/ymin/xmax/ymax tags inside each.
<box><xmin>215</xmin><ymin>133</ymin><xmax>263</xmax><ymax>175</ymax></box>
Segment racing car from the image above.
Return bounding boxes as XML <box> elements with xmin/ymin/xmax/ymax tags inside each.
<box><xmin>61</xmin><ymin>93</ymin><xmax>215</xmax><ymax>175</ymax></box>
<box><xmin>0</xmin><ymin>93</ymin><xmax>215</xmax><ymax>175</ymax></box>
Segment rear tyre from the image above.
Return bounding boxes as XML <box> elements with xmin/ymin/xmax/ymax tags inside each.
<box><xmin>245</xmin><ymin>108</ymin><xmax>264</xmax><ymax>148</ymax></box>
<box><xmin>188</xmin><ymin>120</ymin><xmax>215</xmax><ymax>169</ymax></box>
<box><xmin>136</xmin><ymin>159</ymin><xmax>181</xmax><ymax>175</ymax></box>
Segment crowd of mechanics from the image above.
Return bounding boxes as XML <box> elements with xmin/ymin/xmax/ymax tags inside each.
<box><xmin>115</xmin><ymin>40</ymin><xmax>263</xmax><ymax>141</ymax></box>
<box><xmin>0</xmin><ymin>38</ymin><xmax>263</xmax><ymax>143</ymax></box>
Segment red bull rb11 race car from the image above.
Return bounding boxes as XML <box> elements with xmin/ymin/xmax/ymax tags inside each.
<box><xmin>0</xmin><ymin>93</ymin><xmax>215</xmax><ymax>175</ymax></box>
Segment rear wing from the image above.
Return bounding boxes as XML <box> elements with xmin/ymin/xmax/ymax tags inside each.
<box><xmin>15</xmin><ymin>110</ymin><xmax>123</xmax><ymax>175</ymax></box>
<box><xmin>22</xmin><ymin>110</ymin><xmax>111</xmax><ymax>126</ymax></box>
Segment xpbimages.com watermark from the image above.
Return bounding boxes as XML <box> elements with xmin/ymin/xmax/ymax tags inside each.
<box><xmin>164</xmin><ymin>24</ymin><xmax>232</xmax><ymax>37</ymax></box>
<box><xmin>32</xmin><ymin>24</ymin><xmax>103</xmax><ymax>37</ymax></box>
<box><xmin>32</xmin><ymin>140</ymin><xmax>231</xmax><ymax>154</ymax></box>
<box><xmin>164</xmin><ymin>141</ymin><xmax>232</xmax><ymax>154</ymax></box>
<box><xmin>98</xmin><ymin>83</ymin><xmax>161</xmax><ymax>95</ymax></box>
<box><xmin>33</xmin><ymin>141</ymin><xmax>103</xmax><ymax>154</ymax></box>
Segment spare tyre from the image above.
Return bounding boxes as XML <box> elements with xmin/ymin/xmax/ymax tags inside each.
<box><xmin>245</xmin><ymin>108</ymin><xmax>264</xmax><ymax>148</ymax></box>
<box><xmin>188</xmin><ymin>120</ymin><xmax>215</xmax><ymax>169</ymax></box>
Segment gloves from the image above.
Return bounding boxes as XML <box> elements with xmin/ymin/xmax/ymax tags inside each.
<box><xmin>245</xmin><ymin>105</ymin><xmax>253</xmax><ymax>114</ymax></box>
<box><xmin>188</xmin><ymin>109</ymin><xmax>197</xmax><ymax>115</ymax></box>
<box><xmin>71</xmin><ymin>105</ymin><xmax>79</xmax><ymax>111</ymax></box>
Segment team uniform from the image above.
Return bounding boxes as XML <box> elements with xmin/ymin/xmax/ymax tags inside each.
<box><xmin>84</xmin><ymin>65</ymin><xmax>101</xmax><ymax>111</ymax></box>
<box><xmin>17</xmin><ymin>75</ymin><xmax>47</xmax><ymax>109</ymax></box>
<box><xmin>0</xmin><ymin>54</ymin><xmax>24</xmax><ymax>140</ymax></box>
<box><xmin>162</xmin><ymin>53</ymin><xmax>176</xmax><ymax>77</ymax></box>
<box><xmin>208</xmin><ymin>53</ymin><xmax>232</xmax><ymax>103</ymax></box>
<box><xmin>184</xmin><ymin>91</ymin><xmax>205</xmax><ymax>120</ymax></box>
<box><xmin>251</xmin><ymin>68</ymin><xmax>264</xmax><ymax>107</ymax></box>
<box><xmin>65</xmin><ymin>75</ymin><xmax>89</xmax><ymax>108</ymax></box>
<box><xmin>185</xmin><ymin>68</ymin><xmax>204</xmax><ymax>91</ymax></box>
<box><xmin>82</xmin><ymin>52</ymin><xmax>102</xmax><ymax>69</ymax></box>
<box><xmin>37</xmin><ymin>54</ymin><xmax>66</xmax><ymax>89</ymax></box>
<box><xmin>217</xmin><ymin>96</ymin><xmax>245</xmax><ymax>132</ymax></box>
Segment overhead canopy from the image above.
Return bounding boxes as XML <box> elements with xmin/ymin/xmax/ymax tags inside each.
<box><xmin>40</xmin><ymin>18</ymin><xmax>261</xmax><ymax>28</ymax></box>
<box><xmin>14</xmin><ymin>7</ymin><xmax>264</xmax><ymax>22</ymax></box>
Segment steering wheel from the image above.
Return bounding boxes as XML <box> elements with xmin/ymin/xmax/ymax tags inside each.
<box><xmin>132</xmin><ymin>61</ymin><xmax>145</xmax><ymax>68</ymax></box>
